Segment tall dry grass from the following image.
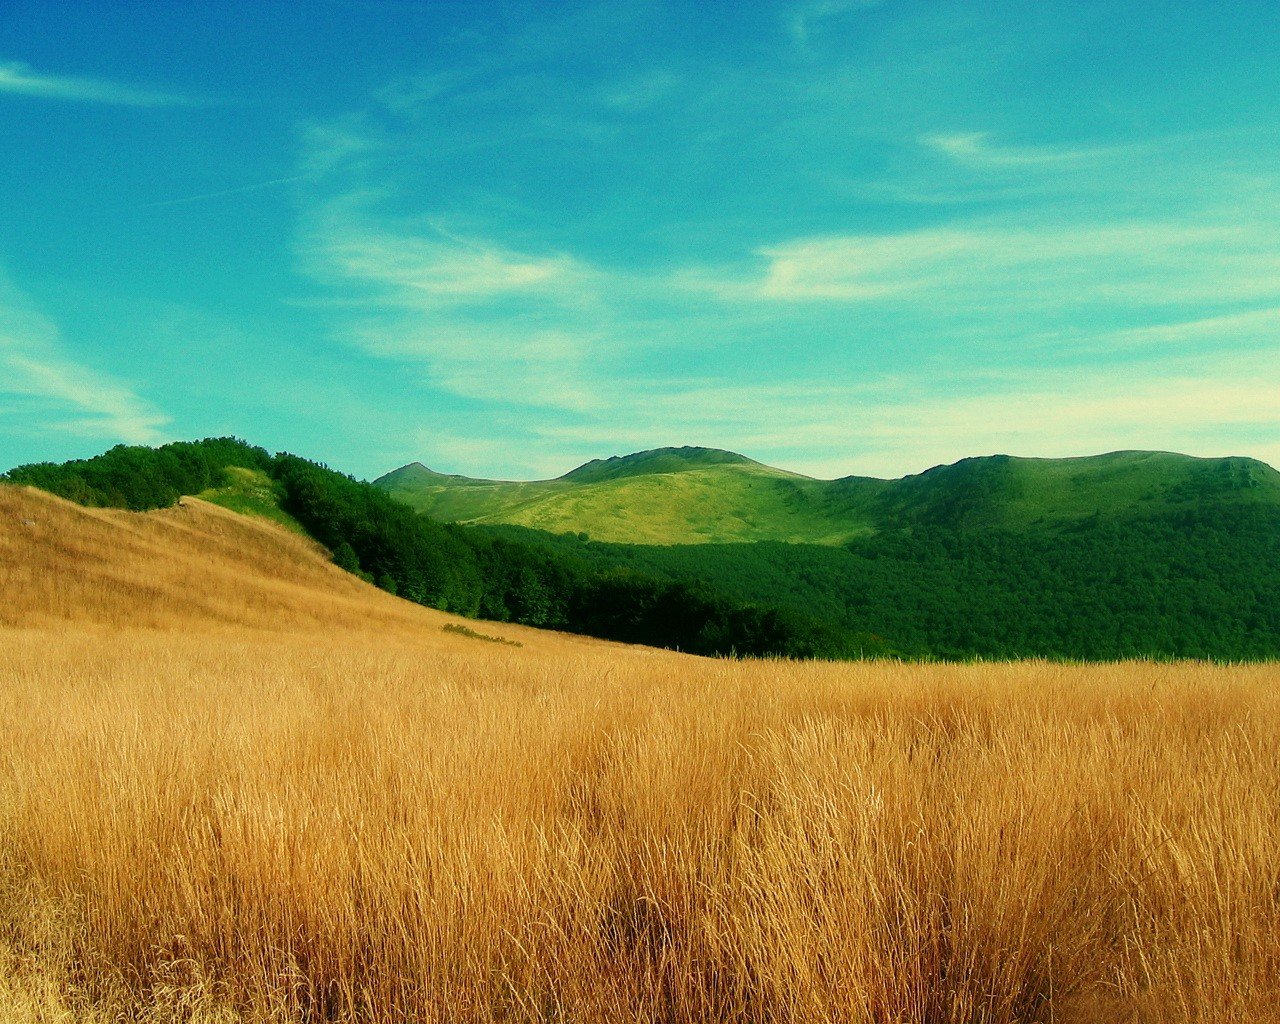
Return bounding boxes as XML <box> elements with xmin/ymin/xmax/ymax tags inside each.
<box><xmin>1</xmin><ymin>483</ymin><xmax>1278</xmax><ymax>1022</ymax></box>
<box><xmin>0</xmin><ymin>634</ymin><xmax>1277</xmax><ymax>1023</ymax></box>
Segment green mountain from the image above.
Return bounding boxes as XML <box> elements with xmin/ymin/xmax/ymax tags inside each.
<box><xmin>376</xmin><ymin>447</ymin><xmax>1280</xmax><ymax>545</ymax></box>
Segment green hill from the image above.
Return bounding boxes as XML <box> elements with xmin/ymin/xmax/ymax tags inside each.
<box><xmin>195</xmin><ymin>464</ymin><xmax>306</xmax><ymax>534</ymax></box>
<box><xmin>376</xmin><ymin>446</ymin><xmax>866</xmax><ymax>545</ymax></box>
<box><xmin>376</xmin><ymin>447</ymin><xmax>1280</xmax><ymax>545</ymax></box>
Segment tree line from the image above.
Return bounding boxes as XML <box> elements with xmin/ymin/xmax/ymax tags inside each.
<box><xmin>485</xmin><ymin>504</ymin><xmax>1280</xmax><ymax>661</ymax></box>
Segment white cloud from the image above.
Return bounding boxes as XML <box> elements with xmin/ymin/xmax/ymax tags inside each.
<box><xmin>331</xmin><ymin>231</ymin><xmax>576</xmax><ymax>300</ymax></box>
<box><xmin>352</xmin><ymin>322</ymin><xmax>605</xmax><ymax>412</ymax></box>
<box><xmin>518</xmin><ymin>342</ymin><xmax>1280</xmax><ymax>480</ymax></box>
<box><xmin>0</xmin><ymin>59</ymin><xmax>190</xmax><ymax>107</ymax></box>
<box><xmin>600</xmin><ymin>71</ymin><xmax>679</xmax><ymax>111</ymax></box>
<box><xmin>309</xmin><ymin>199</ymin><xmax>589</xmax><ymax>306</ymax></box>
<box><xmin>697</xmin><ymin>222</ymin><xmax>1280</xmax><ymax>310</ymax></box>
<box><xmin>1089</xmin><ymin>306</ymin><xmax>1280</xmax><ymax>351</ymax></box>
<box><xmin>920</xmin><ymin>131</ymin><xmax>1106</xmax><ymax>169</ymax></box>
<box><xmin>3</xmin><ymin>354</ymin><xmax>170</xmax><ymax>444</ymax></box>
<box><xmin>300</xmin><ymin>194</ymin><xmax>615</xmax><ymax>411</ymax></box>
<box><xmin>0</xmin><ymin>279</ymin><xmax>169</xmax><ymax>445</ymax></box>
<box><xmin>298</xmin><ymin>118</ymin><xmax>382</xmax><ymax>176</ymax></box>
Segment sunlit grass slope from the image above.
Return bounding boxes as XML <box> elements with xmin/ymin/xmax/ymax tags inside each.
<box><xmin>2</xmin><ymin>485</ymin><xmax>1279</xmax><ymax>1022</ymax></box>
<box><xmin>375</xmin><ymin>447</ymin><xmax>857</xmax><ymax>545</ymax></box>
<box><xmin>376</xmin><ymin>446</ymin><xmax>1280</xmax><ymax>545</ymax></box>
<box><xmin>0</xmin><ymin>483</ymin><xmax>553</xmax><ymax>649</ymax></box>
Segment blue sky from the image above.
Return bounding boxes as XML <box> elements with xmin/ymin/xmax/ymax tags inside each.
<box><xmin>1</xmin><ymin>0</ymin><xmax>1277</xmax><ymax>480</ymax></box>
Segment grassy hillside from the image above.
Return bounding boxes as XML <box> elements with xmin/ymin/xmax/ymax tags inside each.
<box><xmin>376</xmin><ymin>446</ymin><xmax>1280</xmax><ymax>545</ymax></box>
<box><xmin>194</xmin><ymin>464</ymin><xmax>306</xmax><ymax>534</ymax></box>
<box><xmin>0</xmin><ymin>481</ymin><xmax>541</xmax><ymax>647</ymax></box>
<box><xmin>3</xmin><ymin>441</ymin><xmax>848</xmax><ymax>659</ymax></box>
<box><xmin>376</xmin><ymin>447</ymin><xmax>878</xmax><ymax>544</ymax></box>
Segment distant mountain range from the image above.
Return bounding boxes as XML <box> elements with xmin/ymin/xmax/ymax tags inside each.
<box><xmin>376</xmin><ymin>446</ymin><xmax>1280</xmax><ymax>545</ymax></box>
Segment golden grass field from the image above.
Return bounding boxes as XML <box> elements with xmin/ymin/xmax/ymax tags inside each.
<box><xmin>1</xmin><ymin>485</ymin><xmax>1278</xmax><ymax>1023</ymax></box>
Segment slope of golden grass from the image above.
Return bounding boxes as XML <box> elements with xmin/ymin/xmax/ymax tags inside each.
<box><xmin>1</xmin><ymin>484</ymin><xmax>1278</xmax><ymax>1023</ymax></box>
<box><xmin>0</xmin><ymin>484</ymin><xmax>580</xmax><ymax>651</ymax></box>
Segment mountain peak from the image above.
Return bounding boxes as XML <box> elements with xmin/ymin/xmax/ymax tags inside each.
<box><xmin>560</xmin><ymin>446</ymin><xmax>757</xmax><ymax>483</ymax></box>
<box><xmin>374</xmin><ymin>461</ymin><xmax>445</xmax><ymax>486</ymax></box>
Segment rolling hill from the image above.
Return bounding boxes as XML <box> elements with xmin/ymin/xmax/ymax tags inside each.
<box><xmin>0</xmin><ymin>481</ymin><xmax>568</xmax><ymax>652</ymax></box>
<box><xmin>376</xmin><ymin>446</ymin><xmax>1280</xmax><ymax>545</ymax></box>
<box><xmin>2</xmin><ymin>440</ymin><xmax>843</xmax><ymax>659</ymax></box>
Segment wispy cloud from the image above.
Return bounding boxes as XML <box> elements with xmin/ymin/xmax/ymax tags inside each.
<box><xmin>376</xmin><ymin>288</ymin><xmax>1280</xmax><ymax>480</ymax></box>
<box><xmin>600</xmin><ymin>70</ymin><xmax>680</xmax><ymax>112</ymax></box>
<box><xmin>300</xmin><ymin>192</ymin><xmax>615</xmax><ymax>411</ymax></box>
<box><xmin>1089</xmin><ymin>306</ymin><xmax>1280</xmax><ymax>353</ymax></box>
<box><xmin>0</xmin><ymin>277</ymin><xmax>169</xmax><ymax>445</ymax></box>
<box><xmin>513</xmin><ymin>340</ymin><xmax>1280</xmax><ymax>481</ymax></box>
<box><xmin>688</xmin><ymin>221</ymin><xmax>1280</xmax><ymax>312</ymax></box>
<box><xmin>134</xmin><ymin>175</ymin><xmax>309</xmax><ymax>210</ymax></box>
<box><xmin>349</xmin><ymin>321</ymin><xmax>606</xmax><ymax>413</ymax></box>
<box><xmin>320</xmin><ymin>220</ymin><xmax>586</xmax><ymax>304</ymax></box>
<box><xmin>790</xmin><ymin>0</ymin><xmax>885</xmax><ymax>45</ymax></box>
<box><xmin>921</xmin><ymin>131</ymin><xmax>1107</xmax><ymax>169</ymax></box>
<box><xmin>299</xmin><ymin>118</ymin><xmax>383</xmax><ymax>177</ymax></box>
<box><xmin>3</xmin><ymin>354</ymin><xmax>170</xmax><ymax>444</ymax></box>
<box><xmin>0</xmin><ymin>59</ymin><xmax>191</xmax><ymax>107</ymax></box>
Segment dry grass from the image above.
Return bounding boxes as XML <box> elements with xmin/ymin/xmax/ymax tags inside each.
<box><xmin>0</xmin><ymin>486</ymin><xmax>566</xmax><ymax>649</ymax></box>
<box><xmin>1</xmin><ymin>484</ymin><xmax>1278</xmax><ymax>1023</ymax></box>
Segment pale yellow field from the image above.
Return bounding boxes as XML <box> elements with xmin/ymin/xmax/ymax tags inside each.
<box><xmin>1</xmin><ymin>485</ymin><xmax>1278</xmax><ymax>1023</ymax></box>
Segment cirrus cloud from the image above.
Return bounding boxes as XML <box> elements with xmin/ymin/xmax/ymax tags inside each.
<box><xmin>0</xmin><ymin>275</ymin><xmax>169</xmax><ymax>445</ymax></box>
<box><xmin>0</xmin><ymin>59</ymin><xmax>192</xmax><ymax>107</ymax></box>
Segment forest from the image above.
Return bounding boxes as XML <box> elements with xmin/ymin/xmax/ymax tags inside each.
<box><xmin>488</xmin><ymin>503</ymin><xmax>1280</xmax><ymax>660</ymax></box>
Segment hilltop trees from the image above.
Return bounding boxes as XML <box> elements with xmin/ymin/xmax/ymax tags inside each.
<box><xmin>4</xmin><ymin>438</ymin><xmax>272</xmax><ymax>511</ymax></box>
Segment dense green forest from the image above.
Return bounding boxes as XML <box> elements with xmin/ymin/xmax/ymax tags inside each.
<box><xmin>7</xmin><ymin>438</ymin><xmax>1279</xmax><ymax>661</ymax></box>
<box><xmin>482</xmin><ymin>504</ymin><xmax>1280</xmax><ymax>660</ymax></box>
<box><xmin>3</xmin><ymin>440</ymin><xmax>847</xmax><ymax>659</ymax></box>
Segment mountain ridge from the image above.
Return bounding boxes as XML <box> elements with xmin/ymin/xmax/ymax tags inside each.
<box><xmin>384</xmin><ymin>446</ymin><xmax>1279</xmax><ymax>488</ymax></box>
<box><xmin>8</xmin><ymin>436</ymin><xmax>1280</xmax><ymax>661</ymax></box>
<box><xmin>375</xmin><ymin>446</ymin><xmax>1280</xmax><ymax>545</ymax></box>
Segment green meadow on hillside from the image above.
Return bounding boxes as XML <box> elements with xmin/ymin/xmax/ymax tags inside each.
<box><xmin>376</xmin><ymin>446</ymin><xmax>1280</xmax><ymax>545</ymax></box>
<box><xmin>197</xmin><ymin>465</ymin><xmax>307</xmax><ymax>534</ymax></box>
